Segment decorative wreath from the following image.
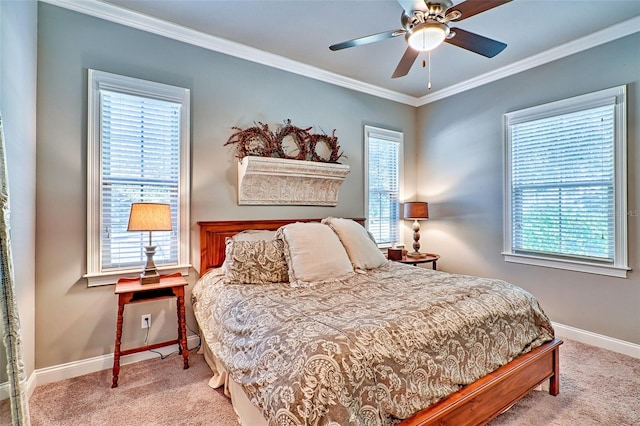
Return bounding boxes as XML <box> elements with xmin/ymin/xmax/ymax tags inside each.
<box><xmin>225</xmin><ymin>119</ymin><xmax>345</xmax><ymax>163</ymax></box>
<box><xmin>309</xmin><ymin>130</ymin><xmax>341</xmax><ymax>163</ymax></box>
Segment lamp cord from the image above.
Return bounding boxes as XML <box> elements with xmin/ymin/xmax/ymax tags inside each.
<box><xmin>145</xmin><ymin>323</ymin><xmax>202</xmax><ymax>360</ymax></box>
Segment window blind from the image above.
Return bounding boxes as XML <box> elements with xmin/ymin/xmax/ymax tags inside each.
<box><xmin>511</xmin><ymin>104</ymin><xmax>615</xmax><ymax>261</ymax></box>
<box><xmin>100</xmin><ymin>91</ymin><xmax>181</xmax><ymax>270</ymax></box>
<box><xmin>368</xmin><ymin>137</ymin><xmax>400</xmax><ymax>245</ymax></box>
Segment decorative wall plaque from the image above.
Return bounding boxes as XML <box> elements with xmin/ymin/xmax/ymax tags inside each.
<box><xmin>238</xmin><ymin>156</ymin><xmax>350</xmax><ymax>206</ymax></box>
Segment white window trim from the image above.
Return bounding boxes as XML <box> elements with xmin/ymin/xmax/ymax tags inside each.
<box><xmin>85</xmin><ymin>69</ymin><xmax>191</xmax><ymax>286</ymax></box>
<box><xmin>364</xmin><ymin>125</ymin><xmax>404</xmax><ymax>248</ymax></box>
<box><xmin>503</xmin><ymin>85</ymin><xmax>628</xmax><ymax>278</ymax></box>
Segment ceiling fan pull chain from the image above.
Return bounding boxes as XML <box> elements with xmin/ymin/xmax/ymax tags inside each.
<box><xmin>428</xmin><ymin>51</ymin><xmax>432</xmax><ymax>90</ymax></box>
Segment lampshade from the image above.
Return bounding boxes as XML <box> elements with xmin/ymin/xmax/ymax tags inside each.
<box><xmin>407</xmin><ymin>22</ymin><xmax>449</xmax><ymax>52</ymax></box>
<box><xmin>404</xmin><ymin>202</ymin><xmax>429</xmax><ymax>220</ymax></box>
<box><xmin>127</xmin><ymin>203</ymin><xmax>172</xmax><ymax>232</ymax></box>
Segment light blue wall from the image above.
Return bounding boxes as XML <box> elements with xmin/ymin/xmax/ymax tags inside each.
<box><xmin>417</xmin><ymin>33</ymin><xmax>640</xmax><ymax>344</ymax></box>
<box><xmin>35</xmin><ymin>2</ymin><xmax>639</xmax><ymax>372</ymax></box>
<box><xmin>35</xmin><ymin>3</ymin><xmax>416</xmax><ymax>368</ymax></box>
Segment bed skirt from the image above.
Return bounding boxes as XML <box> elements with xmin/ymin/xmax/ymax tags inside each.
<box><xmin>201</xmin><ymin>334</ymin><xmax>268</xmax><ymax>426</ymax></box>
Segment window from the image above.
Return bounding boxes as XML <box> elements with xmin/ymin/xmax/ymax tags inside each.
<box><xmin>86</xmin><ymin>70</ymin><xmax>190</xmax><ymax>286</ymax></box>
<box><xmin>365</xmin><ymin>126</ymin><xmax>403</xmax><ymax>246</ymax></box>
<box><xmin>503</xmin><ymin>86</ymin><xmax>628</xmax><ymax>277</ymax></box>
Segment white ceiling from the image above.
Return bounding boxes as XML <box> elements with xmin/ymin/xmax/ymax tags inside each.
<box><xmin>57</xmin><ymin>0</ymin><xmax>640</xmax><ymax>104</ymax></box>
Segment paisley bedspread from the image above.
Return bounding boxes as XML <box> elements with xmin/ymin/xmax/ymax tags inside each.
<box><xmin>192</xmin><ymin>262</ymin><xmax>554</xmax><ymax>425</ymax></box>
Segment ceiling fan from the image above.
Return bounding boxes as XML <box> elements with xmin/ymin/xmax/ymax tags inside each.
<box><xmin>329</xmin><ymin>0</ymin><xmax>512</xmax><ymax>79</ymax></box>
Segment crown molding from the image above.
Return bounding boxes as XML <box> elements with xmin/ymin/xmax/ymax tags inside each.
<box><xmin>42</xmin><ymin>1</ymin><xmax>638</xmax><ymax>108</ymax></box>
<box><xmin>41</xmin><ymin>0</ymin><xmax>420</xmax><ymax>106</ymax></box>
<box><xmin>417</xmin><ymin>16</ymin><xmax>640</xmax><ymax>106</ymax></box>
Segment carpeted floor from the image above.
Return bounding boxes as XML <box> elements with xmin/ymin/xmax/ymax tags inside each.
<box><xmin>27</xmin><ymin>338</ymin><xmax>639</xmax><ymax>425</ymax></box>
<box><xmin>29</xmin><ymin>351</ymin><xmax>237</xmax><ymax>426</ymax></box>
<box><xmin>489</xmin><ymin>338</ymin><xmax>639</xmax><ymax>426</ymax></box>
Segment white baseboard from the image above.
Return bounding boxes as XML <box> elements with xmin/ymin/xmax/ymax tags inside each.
<box><xmin>552</xmin><ymin>322</ymin><xmax>640</xmax><ymax>359</ymax></box>
<box><xmin>26</xmin><ymin>371</ymin><xmax>36</xmax><ymax>399</ymax></box>
<box><xmin>3</xmin><ymin>374</ymin><xmax>39</xmax><ymax>402</ymax></box>
<box><xmin>31</xmin><ymin>334</ymin><xmax>200</xmax><ymax>391</ymax></box>
<box><xmin>21</xmin><ymin>325</ymin><xmax>639</xmax><ymax>400</ymax></box>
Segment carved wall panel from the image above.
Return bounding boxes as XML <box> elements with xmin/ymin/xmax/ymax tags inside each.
<box><xmin>237</xmin><ymin>156</ymin><xmax>349</xmax><ymax>206</ymax></box>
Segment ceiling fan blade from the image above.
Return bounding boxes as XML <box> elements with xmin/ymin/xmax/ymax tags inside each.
<box><xmin>396</xmin><ymin>0</ymin><xmax>428</xmax><ymax>14</ymax></box>
<box><xmin>392</xmin><ymin>47</ymin><xmax>420</xmax><ymax>78</ymax></box>
<box><xmin>446</xmin><ymin>27</ymin><xmax>507</xmax><ymax>58</ymax></box>
<box><xmin>329</xmin><ymin>29</ymin><xmax>405</xmax><ymax>51</ymax></box>
<box><xmin>447</xmin><ymin>0</ymin><xmax>512</xmax><ymax>22</ymax></box>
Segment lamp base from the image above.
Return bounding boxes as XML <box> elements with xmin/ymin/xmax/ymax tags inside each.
<box><xmin>140</xmin><ymin>245</ymin><xmax>160</xmax><ymax>284</ymax></box>
<box><xmin>406</xmin><ymin>252</ymin><xmax>427</xmax><ymax>259</ymax></box>
<box><xmin>140</xmin><ymin>271</ymin><xmax>160</xmax><ymax>285</ymax></box>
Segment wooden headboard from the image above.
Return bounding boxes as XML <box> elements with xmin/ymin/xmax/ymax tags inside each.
<box><xmin>197</xmin><ymin>218</ymin><xmax>365</xmax><ymax>274</ymax></box>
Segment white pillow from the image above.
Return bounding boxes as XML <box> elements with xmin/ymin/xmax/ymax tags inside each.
<box><xmin>230</xmin><ymin>230</ymin><xmax>278</xmax><ymax>241</ymax></box>
<box><xmin>275</xmin><ymin>222</ymin><xmax>354</xmax><ymax>287</ymax></box>
<box><xmin>322</xmin><ymin>217</ymin><xmax>387</xmax><ymax>270</ymax></box>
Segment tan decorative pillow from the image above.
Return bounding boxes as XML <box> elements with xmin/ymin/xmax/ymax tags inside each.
<box><xmin>275</xmin><ymin>222</ymin><xmax>354</xmax><ymax>287</ymax></box>
<box><xmin>222</xmin><ymin>238</ymin><xmax>289</xmax><ymax>284</ymax></box>
<box><xmin>322</xmin><ymin>217</ymin><xmax>387</xmax><ymax>270</ymax></box>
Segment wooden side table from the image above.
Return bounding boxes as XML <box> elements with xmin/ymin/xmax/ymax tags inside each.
<box><xmin>112</xmin><ymin>272</ymin><xmax>189</xmax><ymax>388</ymax></box>
<box><xmin>396</xmin><ymin>253</ymin><xmax>440</xmax><ymax>269</ymax></box>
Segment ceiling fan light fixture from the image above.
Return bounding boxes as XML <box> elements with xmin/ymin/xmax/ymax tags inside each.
<box><xmin>407</xmin><ymin>21</ymin><xmax>449</xmax><ymax>52</ymax></box>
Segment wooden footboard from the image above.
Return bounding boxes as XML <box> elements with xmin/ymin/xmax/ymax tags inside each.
<box><xmin>401</xmin><ymin>338</ymin><xmax>562</xmax><ymax>426</ymax></box>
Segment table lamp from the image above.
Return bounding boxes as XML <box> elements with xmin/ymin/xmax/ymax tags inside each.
<box><xmin>404</xmin><ymin>201</ymin><xmax>429</xmax><ymax>258</ymax></box>
<box><xmin>127</xmin><ymin>203</ymin><xmax>172</xmax><ymax>284</ymax></box>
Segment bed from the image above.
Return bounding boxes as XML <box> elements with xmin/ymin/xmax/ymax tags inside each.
<box><xmin>193</xmin><ymin>218</ymin><xmax>561</xmax><ymax>426</ymax></box>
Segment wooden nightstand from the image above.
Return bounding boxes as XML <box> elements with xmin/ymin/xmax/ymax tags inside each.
<box><xmin>395</xmin><ymin>253</ymin><xmax>440</xmax><ymax>269</ymax></box>
<box><xmin>112</xmin><ymin>272</ymin><xmax>189</xmax><ymax>388</ymax></box>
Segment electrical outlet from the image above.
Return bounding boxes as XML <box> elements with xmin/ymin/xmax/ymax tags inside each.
<box><xmin>141</xmin><ymin>314</ymin><xmax>151</xmax><ymax>329</ymax></box>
